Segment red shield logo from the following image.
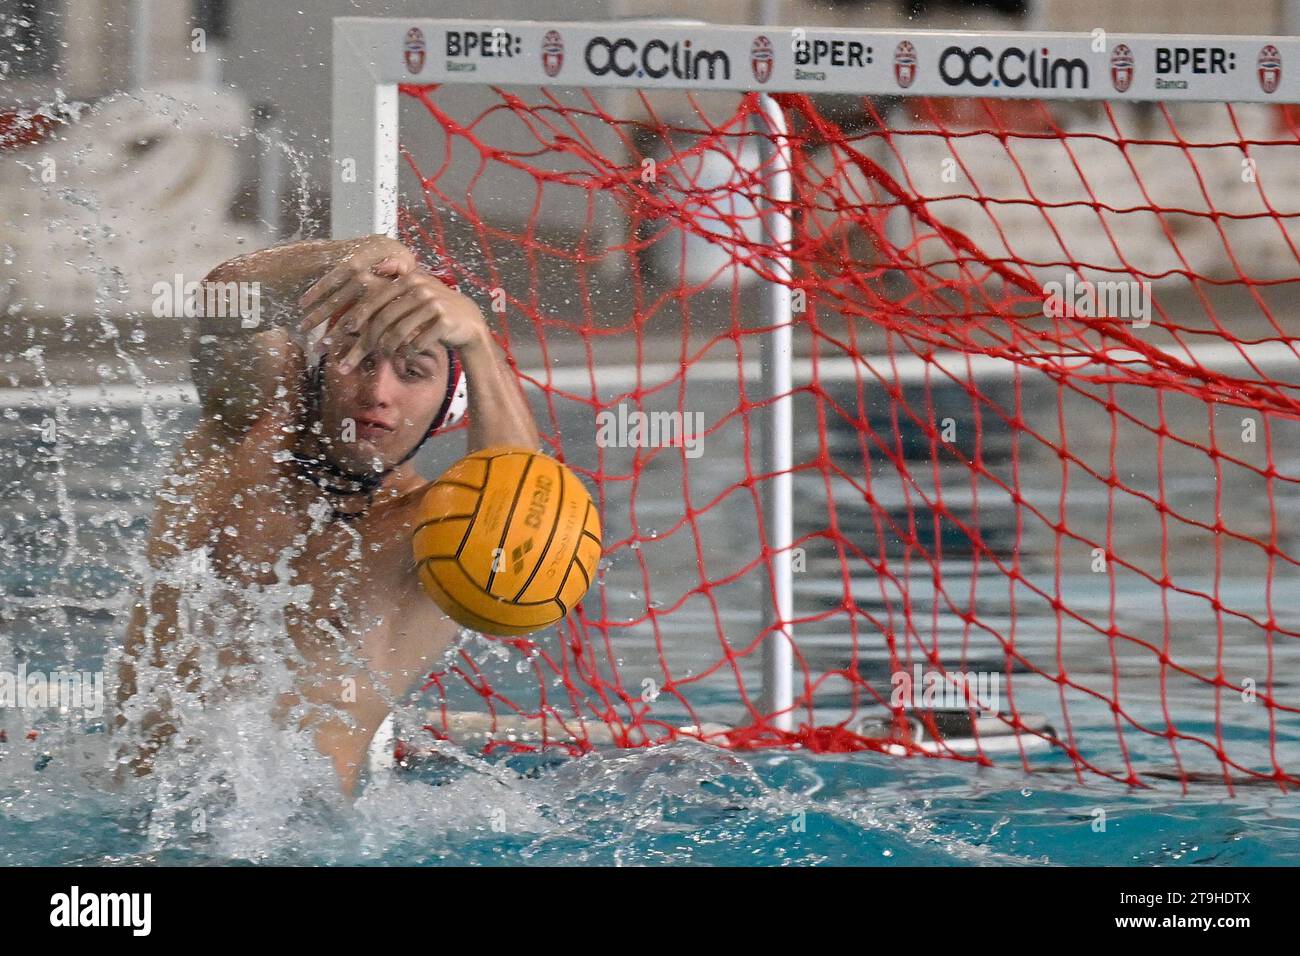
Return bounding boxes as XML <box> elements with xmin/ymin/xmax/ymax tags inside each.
<box><xmin>751</xmin><ymin>34</ymin><xmax>773</xmax><ymax>84</ymax></box>
<box><xmin>404</xmin><ymin>27</ymin><xmax>425</xmax><ymax>75</ymax></box>
<box><xmin>894</xmin><ymin>41</ymin><xmax>917</xmax><ymax>89</ymax></box>
<box><xmin>1259</xmin><ymin>44</ymin><xmax>1281</xmax><ymax>94</ymax></box>
<box><xmin>1110</xmin><ymin>43</ymin><xmax>1133</xmax><ymax>93</ymax></box>
<box><xmin>542</xmin><ymin>30</ymin><xmax>564</xmax><ymax>78</ymax></box>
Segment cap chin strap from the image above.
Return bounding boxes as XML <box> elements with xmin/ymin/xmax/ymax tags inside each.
<box><xmin>293</xmin><ymin>348</ymin><xmax>464</xmax><ymax>500</ymax></box>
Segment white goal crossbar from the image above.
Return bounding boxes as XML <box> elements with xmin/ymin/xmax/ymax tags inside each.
<box><xmin>331</xmin><ymin>17</ymin><xmax>1300</xmax><ymax>732</ymax></box>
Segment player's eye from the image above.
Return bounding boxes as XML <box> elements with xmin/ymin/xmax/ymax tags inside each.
<box><xmin>395</xmin><ymin>350</ymin><xmax>437</xmax><ymax>380</ymax></box>
<box><xmin>401</xmin><ymin>361</ymin><xmax>433</xmax><ymax>380</ymax></box>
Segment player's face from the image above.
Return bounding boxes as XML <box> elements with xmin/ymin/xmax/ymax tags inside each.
<box><xmin>317</xmin><ymin>331</ymin><xmax>448</xmax><ymax>475</ymax></box>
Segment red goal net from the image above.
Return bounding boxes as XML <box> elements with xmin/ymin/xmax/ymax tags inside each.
<box><xmin>395</xmin><ymin>82</ymin><xmax>1300</xmax><ymax>790</ymax></box>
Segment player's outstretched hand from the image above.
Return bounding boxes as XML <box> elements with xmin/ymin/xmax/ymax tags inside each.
<box><xmin>296</xmin><ymin>234</ymin><xmax>418</xmax><ymax>337</ymax></box>
<box><xmin>329</xmin><ymin>265</ymin><xmax>489</xmax><ymax>373</ymax></box>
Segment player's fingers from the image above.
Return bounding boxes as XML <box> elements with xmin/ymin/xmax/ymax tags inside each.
<box><xmin>298</xmin><ymin>273</ymin><xmax>373</xmax><ymax>333</ymax></box>
<box><xmin>302</xmin><ymin>266</ymin><xmax>408</xmax><ymax>334</ymax></box>
<box><xmin>371</xmin><ymin>255</ymin><xmax>417</xmax><ymax>278</ymax></box>
<box><xmin>308</xmin><ymin>303</ymin><xmax>354</xmax><ymax>346</ymax></box>
<box><xmin>299</xmin><ymin>243</ymin><xmax>406</xmax><ymax>312</ymax></box>
<box><xmin>361</xmin><ymin>279</ymin><xmax>442</xmax><ymax>351</ymax></box>
<box><xmin>377</xmin><ymin>305</ymin><xmax>442</xmax><ymax>357</ymax></box>
<box><xmin>414</xmin><ymin>265</ymin><xmax>462</xmax><ymax>294</ymax></box>
<box><xmin>299</xmin><ymin>259</ymin><xmax>357</xmax><ymax>310</ymax></box>
<box><xmin>337</xmin><ymin>273</ymin><xmax>418</xmax><ymax>336</ymax></box>
<box><xmin>365</xmin><ymin>287</ymin><xmax>436</xmax><ymax>351</ymax></box>
<box><xmin>339</xmin><ymin>295</ymin><xmax>425</xmax><ymax>373</ymax></box>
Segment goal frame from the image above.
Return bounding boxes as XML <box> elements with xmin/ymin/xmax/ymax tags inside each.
<box><xmin>331</xmin><ymin>17</ymin><xmax>1300</xmax><ymax>734</ymax></box>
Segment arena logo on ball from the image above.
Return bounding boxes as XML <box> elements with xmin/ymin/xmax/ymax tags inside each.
<box><xmin>582</xmin><ymin>34</ymin><xmax>731</xmax><ymax>82</ymax></box>
<box><xmin>792</xmin><ymin>33</ymin><xmax>873</xmax><ymax>83</ymax></box>
<box><xmin>444</xmin><ymin>27</ymin><xmax>521</xmax><ymax>74</ymax></box>
<box><xmin>750</xmin><ymin>34</ymin><xmax>773</xmax><ymax>84</ymax></box>
<box><xmin>403</xmin><ymin>26</ymin><xmax>426</xmax><ymax>75</ymax></box>
<box><xmin>893</xmin><ymin>40</ymin><xmax>917</xmax><ymax>88</ymax></box>
<box><xmin>1153</xmin><ymin>45</ymin><xmax>1236</xmax><ymax>91</ymax></box>
<box><xmin>1258</xmin><ymin>44</ymin><xmax>1282</xmax><ymax>93</ymax></box>
<box><xmin>541</xmin><ymin>29</ymin><xmax>564</xmax><ymax>78</ymax></box>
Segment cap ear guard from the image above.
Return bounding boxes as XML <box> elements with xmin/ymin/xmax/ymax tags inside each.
<box><xmin>438</xmin><ymin>354</ymin><xmax>469</xmax><ymax>431</ymax></box>
<box><xmin>426</xmin><ymin>347</ymin><xmax>467</xmax><ymax>434</ymax></box>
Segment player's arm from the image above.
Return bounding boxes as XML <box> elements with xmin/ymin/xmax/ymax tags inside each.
<box><xmin>456</xmin><ymin>324</ymin><xmax>541</xmax><ymax>453</ymax></box>
<box><xmin>192</xmin><ymin>235</ymin><xmax>418</xmax><ymax>434</ymax></box>
<box><xmin>111</xmin><ymin>435</ymin><xmax>224</xmax><ymax>777</ymax></box>
<box><xmin>114</xmin><ymin>564</ymin><xmax>204</xmax><ymax>777</ymax></box>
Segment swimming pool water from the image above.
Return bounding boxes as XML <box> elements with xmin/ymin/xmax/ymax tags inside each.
<box><xmin>3</xmin><ymin>733</ymin><xmax>1300</xmax><ymax>866</ymax></box>
<box><xmin>3</xmin><ymin>382</ymin><xmax>1300</xmax><ymax>866</ymax></box>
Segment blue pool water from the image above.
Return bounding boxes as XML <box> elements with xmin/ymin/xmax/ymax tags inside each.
<box><xmin>3</xmin><ymin>377</ymin><xmax>1300</xmax><ymax>866</ymax></box>
<box><xmin>3</xmin><ymin>734</ymin><xmax>1300</xmax><ymax>866</ymax></box>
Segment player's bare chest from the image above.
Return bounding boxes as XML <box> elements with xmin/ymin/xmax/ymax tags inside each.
<box><xmin>204</xmin><ymin>466</ymin><xmax>416</xmax><ymax>623</ymax></box>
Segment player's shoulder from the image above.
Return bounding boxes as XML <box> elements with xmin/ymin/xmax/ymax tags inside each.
<box><xmin>188</xmin><ymin>343</ymin><xmax>308</xmax><ymax>456</ymax></box>
<box><xmin>390</xmin><ymin>494</ymin><xmax>458</xmax><ymax>637</ymax></box>
<box><xmin>361</xmin><ymin>475</ymin><xmax>428</xmax><ymax>540</ymax></box>
<box><xmin>373</xmin><ymin>482</ymin><xmax>432</xmax><ymax>581</ymax></box>
<box><xmin>192</xmin><ymin>326</ymin><xmax>308</xmax><ymax>439</ymax></box>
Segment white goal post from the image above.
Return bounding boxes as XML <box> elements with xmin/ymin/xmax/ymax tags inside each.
<box><xmin>331</xmin><ymin>17</ymin><xmax>1300</xmax><ymax>732</ymax></box>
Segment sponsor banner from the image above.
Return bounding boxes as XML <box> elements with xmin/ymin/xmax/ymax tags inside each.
<box><xmin>442</xmin><ymin>26</ymin><xmax>524</xmax><ymax>74</ymax></box>
<box><xmin>356</xmin><ymin>20</ymin><xmax>1300</xmax><ymax>103</ymax></box>
<box><xmin>789</xmin><ymin>32</ymin><xmax>875</xmax><ymax>84</ymax></box>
